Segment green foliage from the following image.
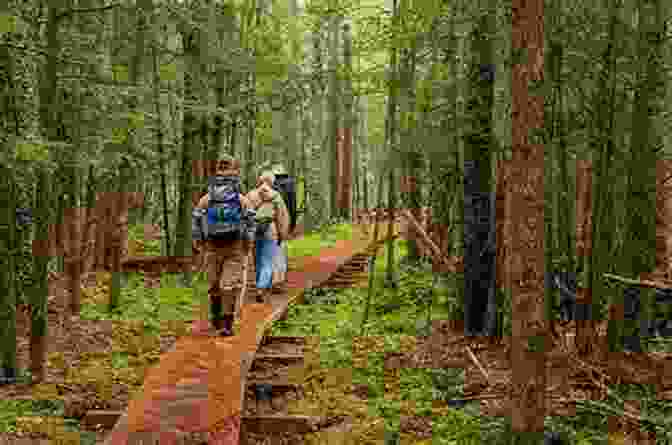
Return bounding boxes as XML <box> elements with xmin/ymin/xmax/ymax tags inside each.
<box><xmin>13</xmin><ymin>140</ymin><xmax>49</xmax><ymax>163</ymax></box>
<box><xmin>80</xmin><ymin>271</ymin><xmax>201</xmax><ymax>333</ymax></box>
<box><xmin>271</xmin><ymin>258</ymin><xmax>472</xmax><ymax>440</ymax></box>
<box><xmin>286</xmin><ymin>223</ymin><xmax>353</xmax><ymax>257</ymax></box>
<box><xmin>0</xmin><ymin>399</ymin><xmax>64</xmax><ymax>433</ymax></box>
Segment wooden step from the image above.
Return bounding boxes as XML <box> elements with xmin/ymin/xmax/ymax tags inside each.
<box><xmin>247</xmin><ymin>379</ymin><xmax>300</xmax><ymax>393</ymax></box>
<box><xmin>83</xmin><ymin>410</ymin><xmax>318</xmax><ymax>435</ymax></box>
<box><xmin>254</xmin><ymin>353</ymin><xmax>304</xmax><ymax>361</ymax></box>
<box><xmin>241</xmin><ymin>415</ymin><xmax>318</xmax><ymax>435</ymax></box>
<box><xmin>260</xmin><ymin>336</ymin><xmax>306</xmax><ymax>347</ymax></box>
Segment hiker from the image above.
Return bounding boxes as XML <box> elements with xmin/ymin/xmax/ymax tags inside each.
<box><xmin>271</xmin><ymin>164</ymin><xmax>297</xmax><ymax>234</ymax></box>
<box><xmin>245</xmin><ymin>170</ymin><xmax>290</xmax><ymax>303</ymax></box>
<box><xmin>193</xmin><ymin>156</ymin><xmax>251</xmax><ymax>336</ymax></box>
<box><xmin>270</xmin><ymin>163</ymin><xmax>296</xmax><ymax>288</ymax></box>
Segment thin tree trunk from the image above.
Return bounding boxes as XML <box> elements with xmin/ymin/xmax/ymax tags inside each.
<box><xmin>463</xmin><ymin>8</ymin><xmax>496</xmax><ymax>337</ymax></box>
<box><xmin>151</xmin><ymin>42</ymin><xmax>172</xmax><ymax>256</ymax></box>
<box><xmin>624</xmin><ymin>0</ymin><xmax>662</xmax><ymax>349</ymax></box>
<box><xmin>31</xmin><ymin>0</ymin><xmax>64</xmax><ymax>383</ymax></box>
<box><xmin>382</xmin><ymin>0</ymin><xmax>400</xmax><ymax>288</ymax></box>
<box><xmin>340</xmin><ymin>20</ymin><xmax>353</xmax><ymax>219</ymax></box>
<box><xmin>327</xmin><ymin>13</ymin><xmax>341</xmax><ymax>219</ymax></box>
<box><xmin>0</xmin><ymin>166</ymin><xmax>17</xmax><ymax>380</ymax></box>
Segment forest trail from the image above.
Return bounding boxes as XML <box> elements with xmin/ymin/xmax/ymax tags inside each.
<box><xmin>101</xmin><ymin>222</ymin><xmax>398</xmax><ymax>445</ymax></box>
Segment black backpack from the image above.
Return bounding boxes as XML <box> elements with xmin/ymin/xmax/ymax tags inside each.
<box><xmin>203</xmin><ymin>175</ymin><xmax>243</xmax><ymax>241</ymax></box>
<box><xmin>273</xmin><ymin>174</ymin><xmax>297</xmax><ymax>231</ymax></box>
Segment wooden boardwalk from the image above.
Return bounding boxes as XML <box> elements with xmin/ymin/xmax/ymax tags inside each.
<box><xmin>101</xmin><ymin>224</ymin><xmax>394</xmax><ymax>445</ymax></box>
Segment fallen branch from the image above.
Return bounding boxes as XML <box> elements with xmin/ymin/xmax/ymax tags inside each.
<box><xmin>603</xmin><ymin>272</ymin><xmax>672</xmax><ymax>290</ymax></box>
<box><xmin>234</xmin><ymin>248</ymin><xmax>252</xmax><ymax>332</ymax></box>
<box><xmin>465</xmin><ymin>345</ymin><xmax>490</xmax><ymax>383</ymax></box>
<box><xmin>400</xmin><ymin>209</ymin><xmax>450</xmax><ymax>267</ymax></box>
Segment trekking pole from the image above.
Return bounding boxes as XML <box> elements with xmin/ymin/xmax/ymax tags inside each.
<box><xmin>234</xmin><ymin>248</ymin><xmax>252</xmax><ymax>334</ymax></box>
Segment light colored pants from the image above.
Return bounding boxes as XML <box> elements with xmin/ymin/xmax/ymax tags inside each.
<box><xmin>272</xmin><ymin>242</ymin><xmax>288</xmax><ymax>284</ymax></box>
<box><xmin>255</xmin><ymin>239</ymin><xmax>276</xmax><ymax>289</ymax></box>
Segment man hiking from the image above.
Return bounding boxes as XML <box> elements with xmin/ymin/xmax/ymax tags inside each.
<box><xmin>193</xmin><ymin>156</ymin><xmax>251</xmax><ymax>336</ymax></box>
<box><xmin>245</xmin><ymin>170</ymin><xmax>290</xmax><ymax>304</ymax></box>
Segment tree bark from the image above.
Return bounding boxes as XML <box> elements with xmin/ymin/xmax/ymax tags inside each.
<box><xmin>508</xmin><ymin>0</ymin><xmax>547</xmax><ymax>435</ymax></box>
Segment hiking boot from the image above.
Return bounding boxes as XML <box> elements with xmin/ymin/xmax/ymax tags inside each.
<box><xmin>256</xmin><ymin>289</ymin><xmax>270</xmax><ymax>304</ymax></box>
<box><xmin>221</xmin><ymin>314</ymin><xmax>234</xmax><ymax>337</ymax></box>
<box><xmin>212</xmin><ymin>315</ymin><xmax>233</xmax><ymax>337</ymax></box>
<box><xmin>271</xmin><ymin>282</ymin><xmax>287</xmax><ymax>295</ymax></box>
<box><xmin>255</xmin><ymin>290</ymin><xmax>265</xmax><ymax>304</ymax></box>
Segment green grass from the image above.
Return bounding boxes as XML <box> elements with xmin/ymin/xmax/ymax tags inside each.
<box><xmin>271</xmin><ymin>239</ymin><xmax>485</xmax><ymax>443</ymax></box>
<box><xmin>80</xmin><ymin>222</ymin><xmax>358</xmax><ymax>332</ymax></box>
<box><xmin>80</xmin><ymin>271</ymin><xmax>207</xmax><ymax>333</ymax></box>
<box><xmin>0</xmin><ymin>399</ymin><xmax>99</xmax><ymax>444</ymax></box>
<box><xmin>270</xmin><ymin>239</ymin><xmax>672</xmax><ymax>444</ymax></box>
<box><xmin>285</xmin><ymin>223</ymin><xmax>354</xmax><ymax>258</ymax></box>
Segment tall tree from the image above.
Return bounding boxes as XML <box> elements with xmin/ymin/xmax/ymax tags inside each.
<box><xmin>175</xmin><ymin>8</ymin><xmax>202</xmax><ymax>287</ymax></box>
<box><xmin>383</xmin><ymin>0</ymin><xmax>400</xmax><ymax>289</ymax></box>
<box><xmin>0</xmin><ymin>34</ymin><xmax>18</xmax><ymax>382</ymax></box>
<box><xmin>0</xmin><ymin>166</ymin><xmax>17</xmax><ymax>383</ymax></box>
<box><xmin>508</xmin><ymin>0</ymin><xmax>546</xmax><ymax>436</ymax></box>
<box><xmin>31</xmin><ymin>0</ymin><xmax>66</xmax><ymax>383</ymax></box>
<box><xmin>620</xmin><ymin>0</ymin><xmax>664</xmax><ymax>351</ymax></box>
<box><xmin>305</xmin><ymin>17</ymin><xmax>327</xmax><ymax>231</ymax></box>
<box><xmin>327</xmin><ymin>11</ymin><xmax>341</xmax><ymax>219</ymax></box>
<box><xmin>339</xmin><ymin>20</ymin><xmax>353</xmax><ymax>219</ymax></box>
<box><xmin>463</xmin><ymin>6</ymin><xmax>496</xmax><ymax>337</ymax></box>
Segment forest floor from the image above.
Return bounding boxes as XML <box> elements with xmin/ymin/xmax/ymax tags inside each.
<box><xmin>0</xmin><ymin>224</ymin><xmax>173</xmax><ymax>444</ymax></box>
<box><xmin>2</xmin><ymin>221</ymin><xmax>672</xmax><ymax>445</ymax></box>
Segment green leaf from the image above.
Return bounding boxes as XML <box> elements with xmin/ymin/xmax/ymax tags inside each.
<box><xmin>159</xmin><ymin>63</ymin><xmax>177</xmax><ymax>81</ymax></box>
<box><xmin>0</xmin><ymin>13</ymin><xmax>17</xmax><ymax>35</ymax></box>
<box><xmin>111</xmin><ymin>127</ymin><xmax>128</xmax><ymax>145</ymax></box>
<box><xmin>112</xmin><ymin>64</ymin><xmax>129</xmax><ymax>83</ymax></box>
<box><xmin>14</xmin><ymin>141</ymin><xmax>49</xmax><ymax>162</ymax></box>
<box><xmin>127</xmin><ymin>111</ymin><xmax>145</xmax><ymax>129</ymax></box>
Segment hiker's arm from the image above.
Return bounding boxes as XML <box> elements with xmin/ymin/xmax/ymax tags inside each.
<box><xmin>193</xmin><ymin>195</ymin><xmax>208</xmax><ymax>248</ymax></box>
<box><xmin>288</xmin><ymin>180</ymin><xmax>297</xmax><ymax>232</ymax></box>
<box><xmin>275</xmin><ymin>199</ymin><xmax>290</xmax><ymax>242</ymax></box>
<box><xmin>196</xmin><ymin>194</ymin><xmax>209</xmax><ymax>209</ymax></box>
<box><xmin>239</xmin><ymin>194</ymin><xmax>250</xmax><ymax>210</ymax></box>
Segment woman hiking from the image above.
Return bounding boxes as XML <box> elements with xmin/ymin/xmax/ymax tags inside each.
<box><xmin>245</xmin><ymin>170</ymin><xmax>290</xmax><ymax>304</ymax></box>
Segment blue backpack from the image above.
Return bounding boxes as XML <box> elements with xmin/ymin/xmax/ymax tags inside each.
<box><xmin>204</xmin><ymin>175</ymin><xmax>242</xmax><ymax>241</ymax></box>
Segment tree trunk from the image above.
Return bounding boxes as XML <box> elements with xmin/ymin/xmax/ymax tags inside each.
<box><xmin>151</xmin><ymin>40</ymin><xmax>172</xmax><ymax>256</ymax></box>
<box><xmin>463</xmin><ymin>11</ymin><xmax>496</xmax><ymax>337</ymax></box>
<box><xmin>0</xmin><ymin>167</ymin><xmax>17</xmax><ymax>380</ymax></box>
<box><xmin>624</xmin><ymin>0</ymin><xmax>662</xmax><ymax>350</ymax></box>
<box><xmin>0</xmin><ymin>40</ymin><xmax>18</xmax><ymax>379</ymax></box>
<box><xmin>176</xmin><ymin>24</ymin><xmax>199</xmax><ymax>287</ymax></box>
<box><xmin>327</xmin><ymin>14</ymin><xmax>341</xmax><ymax>219</ymax></box>
<box><xmin>31</xmin><ymin>0</ymin><xmax>64</xmax><ymax>383</ymax></box>
<box><xmin>340</xmin><ymin>21</ymin><xmax>353</xmax><ymax>219</ymax></box>
<box><xmin>508</xmin><ymin>0</ymin><xmax>547</xmax><ymax>435</ymax></box>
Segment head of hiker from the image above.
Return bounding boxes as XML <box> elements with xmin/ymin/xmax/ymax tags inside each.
<box><xmin>258</xmin><ymin>170</ymin><xmax>275</xmax><ymax>189</ymax></box>
<box><xmin>215</xmin><ymin>156</ymin><xmax>240</xmax><ymax>176</ymax></box>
